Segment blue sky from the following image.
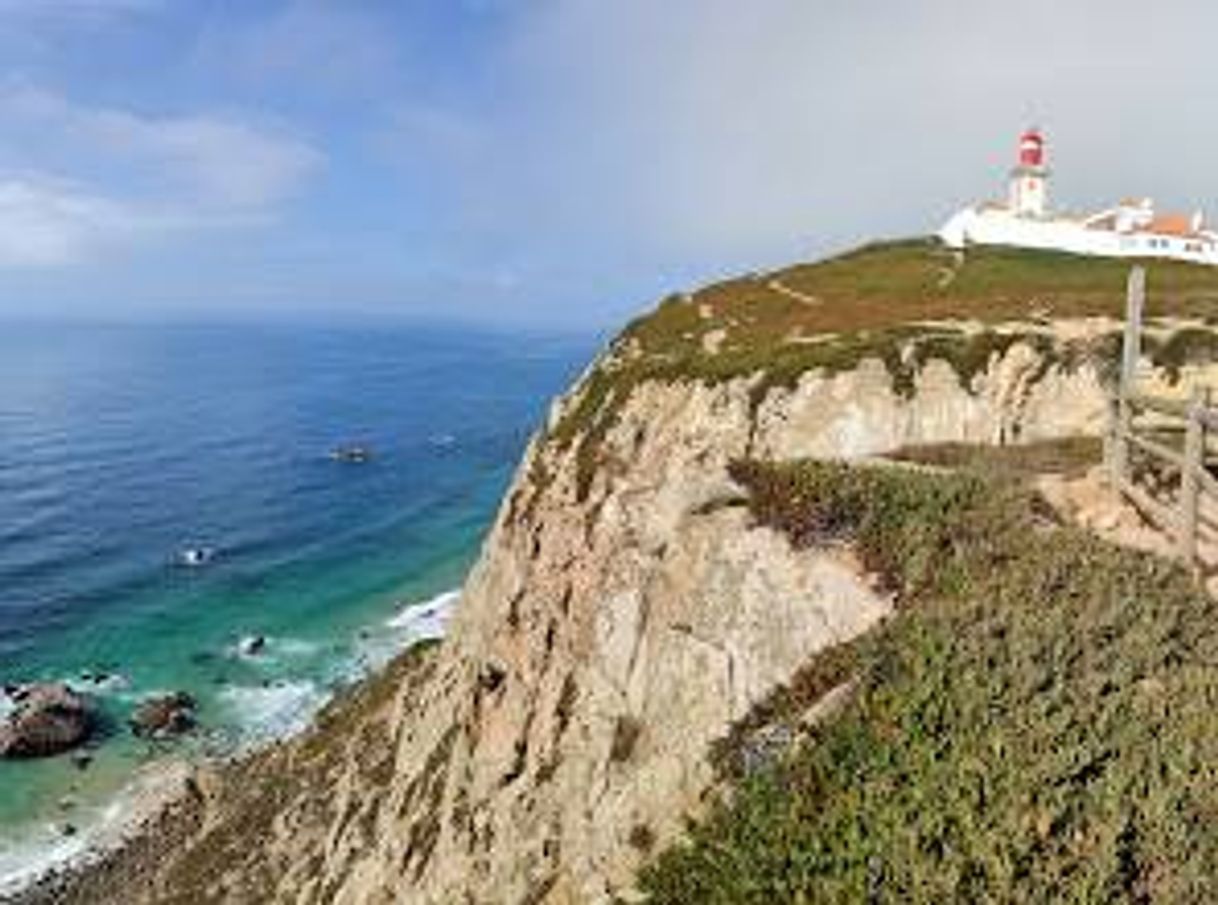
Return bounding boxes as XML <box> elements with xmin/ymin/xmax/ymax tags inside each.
<box><xmin>2</xmin><ymin>1</ymin><xmax>1218</xmax><ymax>327</ymax></box>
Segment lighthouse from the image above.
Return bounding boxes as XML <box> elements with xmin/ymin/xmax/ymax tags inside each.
<box><xmin>1008</xmin><ymin>127</ymin><xmax>1048</xmax><ymax>217</ymax></box>
<box><xmin>938</xmin><ymin>126</ymin><xmax>1218</xmax><ymax>264</ymax></box>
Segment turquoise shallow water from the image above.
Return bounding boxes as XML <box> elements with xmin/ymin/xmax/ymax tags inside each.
<box><xmin>0</xmin><ymin>319</ymin><xmax>592</xmax><ymax>885</ymax></box>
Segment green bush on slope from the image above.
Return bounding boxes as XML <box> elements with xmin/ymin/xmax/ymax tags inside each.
<box><xmin>638</xmin><ymin>460</ymin><xmax>1218</xmax><ymax>904</ymax></box>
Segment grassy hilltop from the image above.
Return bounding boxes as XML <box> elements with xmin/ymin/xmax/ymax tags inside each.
<box><xmin>547</xmin><ymin>239</ymin><xmax>1218</xmax><ymax>500</ymax></box>
<box><xmin>621</xmin><ymin>237</ymin><xmax>1218</xmax><ymax>369</ymax></box>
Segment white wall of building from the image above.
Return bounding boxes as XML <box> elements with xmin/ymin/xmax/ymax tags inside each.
<box><xmin>940</xmin><ymin>207</ymin><xmax>1218</xmax><ymax>265</ymax></box>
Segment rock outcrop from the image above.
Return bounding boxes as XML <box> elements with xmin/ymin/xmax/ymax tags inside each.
<box><xmin>0</xmin><ymin>684</ymin><xmax>95</xmax><ymax>760</ymax></box>
<box><xmin>31</xmin><ymin>328</ymin><xmax>1129</xmax><ymax>905</ymax></box>
<box><xmin>377</xmin><ymin>333</ymin><xmax>1110</xmax><ymax>903</ymax></box>
<box><xmin>26</xmin><ymin>237</ymin><xmax>1218</xmax><ymax>903</ymax></box>
<box><xmin>130</xmin><ymin>693</ymin><xmax>197</xmax><ymax>740</ymax></box>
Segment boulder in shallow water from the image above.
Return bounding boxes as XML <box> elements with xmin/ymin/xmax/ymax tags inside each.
<box><xmin>130</xmin><ymin>692</ymin><xmax>197</xmax><ymax>739</ymax></box>
<box><xmin>238</xmin><ymin>635</ymin><xmax>266</xmax><ymax>657</ymax></box>
<box><xmin>0</xmin><ymin>683</ymin><xmax>96</xmax><ymax>759</ymax></box>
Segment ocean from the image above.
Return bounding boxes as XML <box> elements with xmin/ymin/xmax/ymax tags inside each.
<box><xmin>0</xmin><ymin>319</ymin><xmax>592</xmax><ymax>890</ymax></box>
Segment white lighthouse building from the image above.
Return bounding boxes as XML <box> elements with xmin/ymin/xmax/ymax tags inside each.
<box><xmin>1008</xmin><ymin>127</ymin><xmax>1049</xmax><ymax>217</ymax></box>
<box><xmin>939</xmin><ymin>128</ymin><xmax>1218</xmax><ymax>265</ymax></box>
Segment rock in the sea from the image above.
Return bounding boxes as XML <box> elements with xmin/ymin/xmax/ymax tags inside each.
<box><xmin>329</xmin><ymin>444</ymin><xmax>373</xmax><ymax>463</ymax></box>
<box><xmin>130</xmin><ymin>692</ymin><xmax>197</xmax><ymax>739</ymax></box>
<box><xmin>0</xmin><ymin>683</ymin><xmax>96</xmax><ymax>759</ymax></box>
<box><xmin>238</xmin><ymin>635</ymin><xmax>266</xmax><ymax>657</ymax></box>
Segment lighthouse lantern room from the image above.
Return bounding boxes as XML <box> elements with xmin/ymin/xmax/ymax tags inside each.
<box><xmin>1008</xmin><ymin>128</ymin><xmax>1048</xmax><ymax>218</ymax></box>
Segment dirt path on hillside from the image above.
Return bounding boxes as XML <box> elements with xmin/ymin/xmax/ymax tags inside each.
<box><xmin>1036</xmin><ymin>465</ymin><xmax>1218</xmax><ymax>595</ymax></box>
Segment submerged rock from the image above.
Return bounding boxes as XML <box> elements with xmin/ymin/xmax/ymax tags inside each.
<box><xmin>329</xmin><ymin>444</ymin><xmax>373</xmax><ymax>463</ymax></box>
<box><xmin>130</xmin><ymin>692</ymin><xmax>197</xmax><ymax>739</ymax></box>
<box><xmin>176</xmin><ymin>546</ymin><xmax>216</xmax><ymax>568</ymax></box>
<box><xmin>0</xmin><ymin>683</ymin><xmax>96</xmax><ymax>759</ymax></box>
<box><xmin>238</xmin><ymin>635</ymin><xmax>266</xmax><ymax>657</ymax></box>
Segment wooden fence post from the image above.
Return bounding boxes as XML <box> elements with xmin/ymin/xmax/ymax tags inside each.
<box><xmin>1110</xmin><ymin>266</ymin><xmax>1145</xmax><ymax>486</ymax></box>
<box><xmin>1180</xmin><ymin>384</ymin><xmax>1206</xmax><ymax>563</ymax></box>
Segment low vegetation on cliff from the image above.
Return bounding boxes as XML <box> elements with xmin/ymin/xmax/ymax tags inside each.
<box><xmin>638</xmin><ymin>455</ymin><xmax>1218</xmax><ymax>903</ymax></box>
<box><xmin>544</xmin><ymin>240</ymin><xmax>1218</xmax><ymax>500</ymax></box>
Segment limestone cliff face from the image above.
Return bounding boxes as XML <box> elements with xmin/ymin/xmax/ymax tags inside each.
<box><xmin>273</xmin><ymin>331</ymin><xmax>1113</xmax><ymax>904</ymax></box>
<box><xmin>48</xmin><ymin>330</ymin><xmax>1122</xmax><ymax>905</ymax></box>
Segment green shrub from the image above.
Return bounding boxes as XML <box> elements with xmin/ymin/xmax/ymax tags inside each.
<box><xmin>638</xmin><ymin>460</ymin><xmax>1218</xmax><ymax>903</ymax></box>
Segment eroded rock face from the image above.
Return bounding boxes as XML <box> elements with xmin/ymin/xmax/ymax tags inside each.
<box><xmin>54</xmin><ymin>336</ymin><xmax>1131</xmax><ymax>904</ymax></box>
<box><xmin>0</xmin><ymin>684</ymin><xmax>95</xmax><ymax>759</ymax></box>
<box><xmin>246</xmin><ymin>340</ymin><xmax>1114</xmax><ymax>904</ymax></box>
<box><xmin>341</xmin><ymin>339</ymin><xmax>1125</xmax><ymax>904</ymax></box>
<box><xmin>750</xmin><ymin>345</ymin><xmax>1109</xmax><ymax>461</ymax></box>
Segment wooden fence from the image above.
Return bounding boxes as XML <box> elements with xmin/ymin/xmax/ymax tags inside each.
<box><xmin>1107</xmin><ymin>265</ymin><xmax>1217</xmax><ymax>563</ymax></box>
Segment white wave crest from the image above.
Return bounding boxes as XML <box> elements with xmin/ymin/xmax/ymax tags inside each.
<box><xmin>335</xmin><ymin>588</ymin><xmax>459</xmax><ymax>680</ymax></box>
<box><xmin>385</xmin><ymin>588</ymin><xmax>459</xmax><ymax>638</ymax></box>
<box><xmin>0</xmin><ymin>820</ymin><xmax>90</xmax><ymax>897</ymax></box>
<box><xmin>217</xmin><ymin>680</ymin><xmax>326</xmax><ymax>745</ymax></box>
<box><xmin>0</xmin><ymin>761</ymin><xmax>191</xmax><ymax>898</ymax></box>
<box><xmin>64</xmin><ymin>673</ymin><xmax>131</xmax><ymax>696</ymax></box>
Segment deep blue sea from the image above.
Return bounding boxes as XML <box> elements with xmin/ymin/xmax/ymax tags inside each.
<box><xmin>0</xmin><ymin>320</ymin><xmax>592</xmax><ymax>888</ymax></box>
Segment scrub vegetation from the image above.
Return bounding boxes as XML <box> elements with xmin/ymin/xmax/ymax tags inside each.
<box><xmin>637</xmin><ymin>456</ymin><xmax>1218</xmax><ymax>903</ymax></box>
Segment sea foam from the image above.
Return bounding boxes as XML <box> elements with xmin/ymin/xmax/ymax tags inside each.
<box><xmin>0</xmin><ymin>762</ymin><xmax>191</xmax><ymax>898</ymax></box>
<box><xmin>217</xmin><ymin>680</ymin><xmax>327</xmax><ymax>745</ymax></box>
<box><xmin>385</xmin><ymin>588</ymin><xmax>459</xmax><ymax>637</ymax></box>
<box><xmin>339</xmin><ymin>588</ymin><xmax>459</xmax><ymax>681</ymax></box>
<box><xmin>0</xmin><ymin>822</ymin><xmax>89</xmax><ymax>898</ymax></box>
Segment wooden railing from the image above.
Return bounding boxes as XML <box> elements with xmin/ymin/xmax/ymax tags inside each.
<box><xmin>1107</xmin><ymin>266</ymin><xmax>1216</xmax><ymax>563</ymax></box>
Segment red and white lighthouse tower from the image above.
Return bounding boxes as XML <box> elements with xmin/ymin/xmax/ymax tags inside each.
<box><xmin>1008</xmin><ymin>127</ymin><xmax>1049</xmax><ymax>217</ymax></box>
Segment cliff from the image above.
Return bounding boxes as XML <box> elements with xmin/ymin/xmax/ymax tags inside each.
<box><xmin>25</xmin><ymin>240</ymin><xmax>1218</xmax><ymax>904</ymax></box>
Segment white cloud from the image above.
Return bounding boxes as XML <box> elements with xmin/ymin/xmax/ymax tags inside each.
<box><xmin>0</xmin><ymin>174</ymin><xmax>145</xmax><ymax>266</ymax></box>
<box><xmin>78</xmin><ymin>106</ymin><xmax>320</xmax><ymax>209</ymax></box>
<box><xmin>404</xmin><ymin>0</ymin><xmax>1218</xmax><ymax>277</ymax></box>
<box><xmin>0</xmin><ymin>86</ymin><xmax>323</xmax><ymax>266</ymax></box>
<box><xmin>2</xmin><ymin>86</ymin><xmax>321</xmax><ymax>208</ymax></box>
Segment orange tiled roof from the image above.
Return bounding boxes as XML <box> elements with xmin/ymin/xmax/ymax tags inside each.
<box><xmin>1144</xmin><ymin>213</ymin><xmax>1198</xmax><ymax>237</ymax></box>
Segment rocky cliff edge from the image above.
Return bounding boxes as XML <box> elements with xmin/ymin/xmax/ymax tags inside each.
<box><xmin>27</xmin><ymin>239</ymin><xmax>1218</xmax><ymax>904</ymax></box>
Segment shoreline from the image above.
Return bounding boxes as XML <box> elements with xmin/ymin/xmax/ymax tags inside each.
<box><xmin>0</xmin><ymin>588</ymin><xmax>459</xmax><ymax>902</ymax></box>
<box><xmin>0</xmin><ymin>760</ymin><xmax>195</xmax><ymax>902</ymax></box>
